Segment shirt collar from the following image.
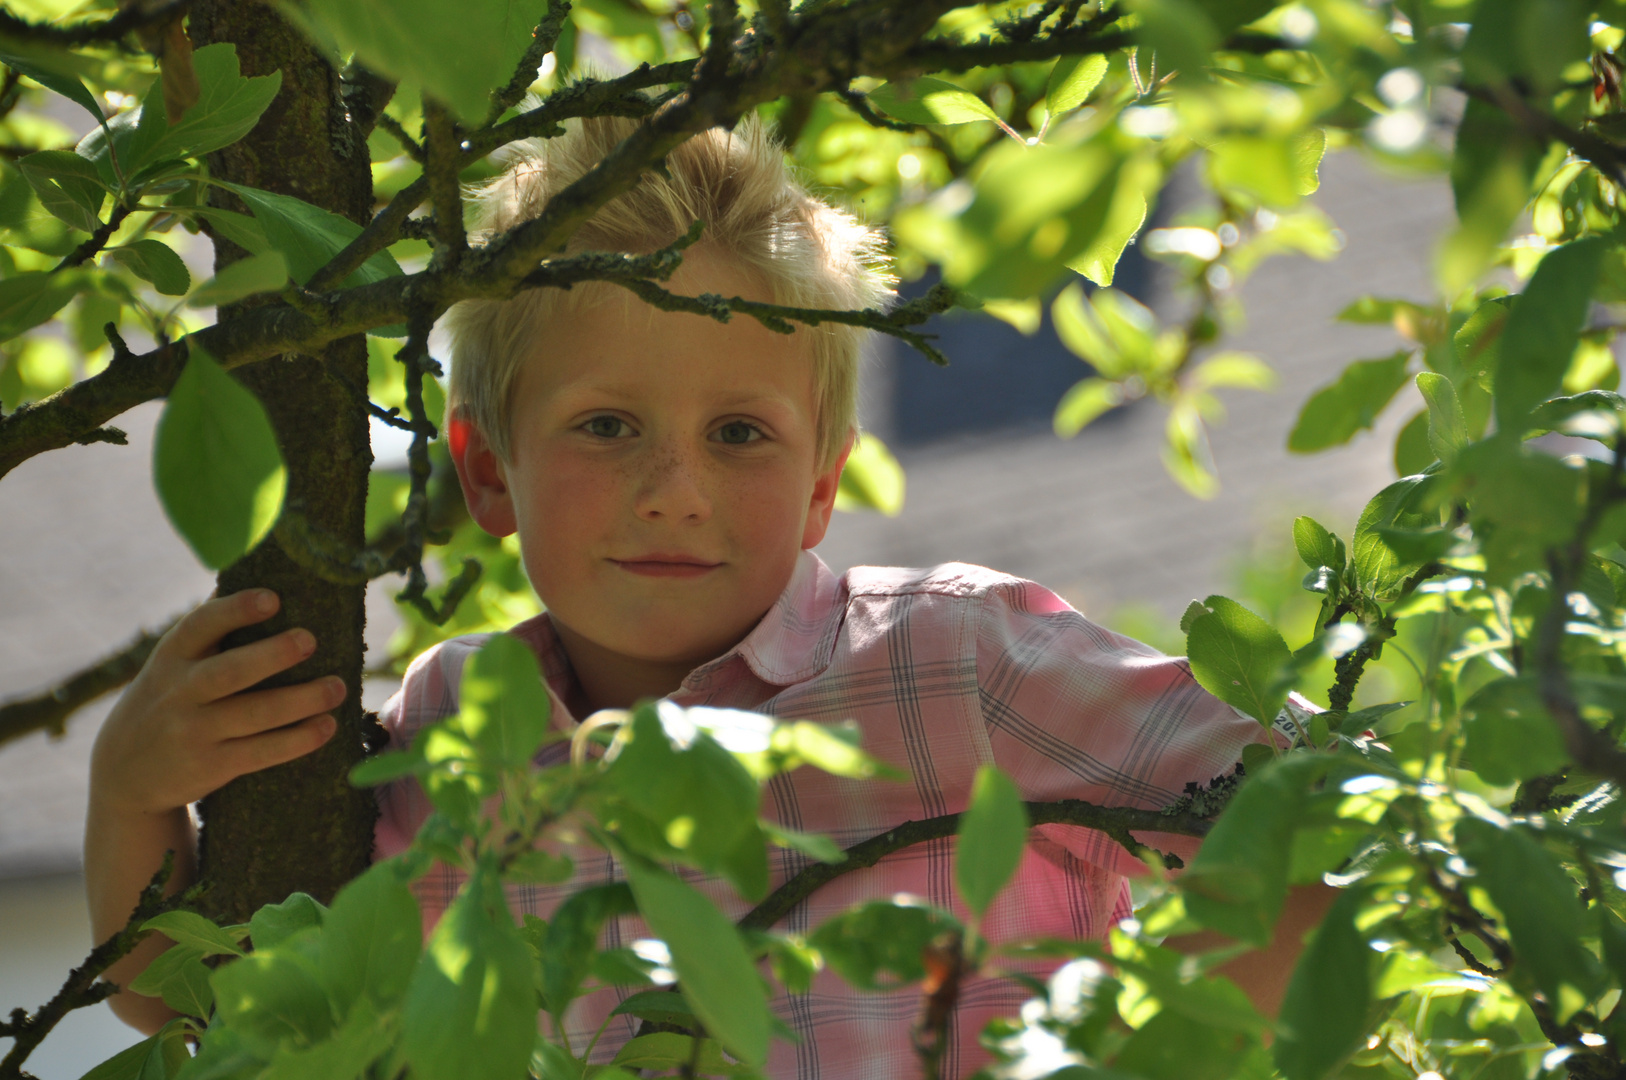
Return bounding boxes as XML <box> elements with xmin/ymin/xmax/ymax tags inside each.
<box><xmin>682</xmin><ymin>549</ymin><xmax>844</xmax><ymax>690</ymax></box>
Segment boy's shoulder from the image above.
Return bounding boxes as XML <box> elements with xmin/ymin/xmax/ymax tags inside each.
<box><xmin>840</xmin><ymin>560</ymin><xmax>1058</xmax><ymax>603</ymax></box>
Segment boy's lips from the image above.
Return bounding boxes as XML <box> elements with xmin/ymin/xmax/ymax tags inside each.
<box><xmin>610</xmin><ymin>555</ymin><xmax>723</xmax><ymax>579</ymax></box>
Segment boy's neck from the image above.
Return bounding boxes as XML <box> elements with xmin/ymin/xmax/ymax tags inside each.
<box><xmin>550</xmin><ymin>619</ymin><xmax>714</xmax><ymax>716</ymax></box>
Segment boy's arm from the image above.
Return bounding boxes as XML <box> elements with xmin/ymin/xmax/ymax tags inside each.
<box><xmin>1165</xmin><ymin>881</ymin><xmax>1340</xmax><ymax>1020</ymax></box>
<box><xmin>85</xmin><ymin>590</ymin><xmax>346</xmax><ymax>1032</ymax></box>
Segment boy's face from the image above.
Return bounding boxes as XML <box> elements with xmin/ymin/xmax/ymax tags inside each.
<box><xmin>453</xmin><ymin>248</ymin><xmax>848</xmax><ymax>674</ymax></box>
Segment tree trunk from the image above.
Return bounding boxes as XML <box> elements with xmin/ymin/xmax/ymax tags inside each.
<box><xmin>189</xmin><ymin>0</ymin><xmax>377</xmax><ymax>923</ymax></box>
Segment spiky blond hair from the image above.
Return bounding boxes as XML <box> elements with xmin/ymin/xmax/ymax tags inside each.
<box><xmin>444</xmin><ymin>113</ymin><xmax>896</xmax><ymax>469</ymax></box>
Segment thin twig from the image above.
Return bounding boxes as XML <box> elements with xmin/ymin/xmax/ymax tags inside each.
<box><xmin>487</xmin><ymin>1</ymin><xmax>574</xmax><ymax>125</ymax></box>
<box><xmin>373</xmin><ymin>112</ymin><xmax>423</xmax><ymax>162</ymax></box>
<box><xmin>55</xmin><ymin>202</ymin><xmax>134</xmax><ymax>272</ymax></box>
<box><xmin>0</xmin><ymin>857</ymin><xmax>190</xmax><ymax>1080</ymax></box>
<box><xmin>0</xmin><ymin>618</ymin><xmax>179</xmax><ymax>748</ymax></box>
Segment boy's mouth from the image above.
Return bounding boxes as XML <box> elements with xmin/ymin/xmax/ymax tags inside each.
<box><xmin>610</xmin><ymin>555</ymin><xmax>723</xmax><ymax>579</ymax></box>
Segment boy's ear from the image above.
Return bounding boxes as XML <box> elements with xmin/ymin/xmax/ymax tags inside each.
<box><xmin>448</xmin><ymin>415</ymin><xmax>518</xmax><ymax>537</ymax></box>
<box><xmin>801</xmin><ymin>431</ymin><xmax>854</xmax><ymax>550</ymax></box>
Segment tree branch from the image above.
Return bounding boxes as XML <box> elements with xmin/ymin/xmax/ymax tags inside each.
<box><xmin>422</xmin><ymin>100</ymin><xmax>468</xmax><ymax>267</ymax></box>
<box><xmin>611</xmin><ymin>276</ymin><xmax>963</xmax><ymax>365</ymax></box>
<box><xmin>487</xmin><ymin>1</ymin><xmax>573</xmax><ymax>125</ymax></box>
<box><xmin>0</xmin><ymin>857</ymin><xmax>188</xmax><ymax>1080</ymax></box>
<box><xmin>55</xmin><ymin>202</ymin><xmax>134</xmax><ymax>272</ymax></box>
<box><xmin>739</xmin><ymin>799</ymin><xmax>1210</xmax><ymax>931</ymax></box>
<box><xmin>0</xmin><ymin>618</ymin><xmax>178</xmax><ymax>749</ymax></box>
<box><xmin>0</xmin><ymin>0</ymin><xmax>192</xmax><ymax>47</ymax></box>
<box><xmin>0</xmin><ymin>0</ymin><xmax>1139</xmax><ymax>480</ymax></box>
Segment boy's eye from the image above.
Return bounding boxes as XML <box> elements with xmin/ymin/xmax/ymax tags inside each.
<box><xmin>713</xmin><ymin>421</ymin><xmax>763</xmax><ymax>445</ymax></box>
<box><xmin>584</xmin><ymin>415</ymin><xmax>631</xmax><ymax>439</ymax></box>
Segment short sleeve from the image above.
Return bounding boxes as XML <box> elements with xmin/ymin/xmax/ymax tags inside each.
<box><xmin>975</xmin><ymin>579</ymin><xmax>1273</xmax><ymax>878</ymax></box>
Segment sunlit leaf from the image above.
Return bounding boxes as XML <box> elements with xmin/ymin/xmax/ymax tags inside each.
<box><xmin>153</xmin><ymin>347</ymin><xmax>288</xmax><ymax>570</ymax></box>
<box><xmin>955</xmin><ymin>766</ymin><xmax>1029</xmax><ymax>918</ymax></box>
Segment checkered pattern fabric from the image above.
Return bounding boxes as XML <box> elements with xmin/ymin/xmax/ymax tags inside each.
<box><xmin>374</xmin><ymin>552</ymin><xmax>1273</xmax><ymax>1079</ymax></box>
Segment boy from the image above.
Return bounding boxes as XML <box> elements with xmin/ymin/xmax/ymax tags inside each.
<box><xmin>87</xmin><ymin>115</ymin><xmax>1330</xmax><ymax>1077</ymax></box>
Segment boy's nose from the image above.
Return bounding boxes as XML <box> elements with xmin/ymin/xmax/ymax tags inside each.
<box><xmin>633</xmin><ymin>446</ymin><xmax>712</xmax><ymax>523</ymax></box>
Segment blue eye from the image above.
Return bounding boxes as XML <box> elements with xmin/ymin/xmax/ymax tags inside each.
<box><xmin>714</xmin><ymin>421</ymin><xmax>762</xmax><ymax>445</ymax></box>
<box><xmin>585</xmin><ymin>415</ymin><xmax>630</xmax><ymax>438</ymax></box>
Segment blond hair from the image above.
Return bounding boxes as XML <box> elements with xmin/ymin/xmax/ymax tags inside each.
<box><xmin>444</xmin><ymin>113</ymin><xmax>896</xmax><ymax>469</ymax></box>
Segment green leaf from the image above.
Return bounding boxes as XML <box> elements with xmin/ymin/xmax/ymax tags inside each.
<box><xmin>78</xmin><ymin>1032</ymin><xmax>167</xmax><ymax>1080</ymax></box>
<box><xmin>610</xmin><ymin>990</ymin><xmax>699</xmax><ymax>1026</ymax></box>
<box><xmin>1292</xmin><ymin>517</ymin><xmax>1344</xmax><ymax>575</ymax></box>
<box><xmin>834</xmin><ymin>433</ymin><xmax>905</xmax><ymax>516</ymax></box>
<box><xmin>456</xmin><ymin>633</ymin><xmax>551</xmax><ymax>769</ymax></box>
<box><xmin>285</xmin><ymin>0</ymin><xmax>537</xmax><ymax>124</ymax></box>
<box><xmin>1053</xmin><ymin>377</ymin><xmax>1124</xmax><ymax>438</ymax></box>
<box><xmin>1184</xmin><ymin>595</ymin><xmax>1291</xmax><ymax>725</ymax></box>
<box><xmin>870</xmin><ymin>77</ymin><xmax>1000</xmax><ymax>125</ymax></box>
<box><xmin>1209</xmin><ymin>135</ymin><xmax>1311</xmax><ymax>207</ymax></box>
<box><xmin>1416</xmin><ymin>373</ymin><xmax>1466</xmax><ymax>462</ymax></box>
<box><xmin>258</xmin><ymin>1000</ymin><xmax>395</xmax><ymax>1080</ymax></box>
<box><xmin>1188</xmin><ymin>352</ymin><xmax>1277</xmax><ymax>392</ymax></box>
<box><xmin>1287</xmin><ymin>351</ymin><xmax>1411</xmax><ymax>453</ymax></box>
<box><xmin>320</xmin><ymin>861</ymin><xmax>422</xmax><ymax>1015</ymax></box>
<box><xmin>768</xmin><ymin>720</ymin><xmax>905</xmax><ymax>781</ymax></box>
<box><xmin>1437</xmin><ymin>101</ymin><xmax>1545</xmax><ymax>294</ymax></box>
<box><xmin>111</xmin><ymin>239</ymin><xmax>191</xmax><ymax>296</ymax></box>
<box><xmin>610</xmin><ymin>1034</ymin><xmax>744</xmax><ymax>1075</ymax></box>
<box><xmin>538</xmin><ymin>883</ymin><xmax>636</xmax><ymax>1015</ymax></box>
<box><xmin>1462</xmin><ymin>0</ymin><xmax>1590</xmax><ymax>92</ymax></box>
<box><xmin>17</xmin><ymin>150</ymin><xmax>105</xmax><ymax>233</ymax></box>
<box><xmin>1069</xmin><ymin>156</ymin><xmax>1158</xmax><ymax>287</ymax></box>
<box><xmin>249</xmin><ymin>892</ymin><xmax>326</xmax><ymax>952</ymax></box>
<box><xmin>1495</xmin><ymin>237</ymin><xmax>1607</xmax><ymax>429</ymax></box>
<box><xmin>619</xmin><ymin>855</ymin><xmax>770</xmax><ymax>1067</ymax></box>
<box><xmin>1455</xmin><ymin>295</ymin><xmax>1515</xmax><ymax>384</ymax></box>
<box><xmin>1393</xmin><ymin>409</ymin><xmax>1433</xmax><ymax>477</ymax></box>
<box><xmin>187</xmin><ymin>251</ymin><xmax>289</xmax><ymax>308</ymax></box>
<box><xmin>1183</xmin><ymin>754</ymin><xmax>1329</xmax><ymax>947</ymax></box>
<box><xmin>808</xmin><ymin>900</ymin><xmax>962</xmax><ymax>989</ymax></box>
<box><xmin>221</xmin><ymin>182</ymin><xmax>402</xmax><ymax>288</ymax></box>
<box><xmin>762</xmin><ymin>820</ymin><xmax>845</xmax><ymax>864</ymax></box>
<box><xmin>1352</xmin><ymin>476</ymin><xmax>1436</xmax><ymax>597</ymax></box>
<box><xmin>1462</xmin><ymin>678</ymin><xmax>1571</xmax><ymax>784</ymax></box>
<box><xmin>1113</xmin><ymin>1008</ymin><xmax>1253</xmax><ymax>1080</ymax></box>
<box><xmin>1273</xmin><ymin>887</ymin><xmax>1372</xmax><ymax>1080</ymax></box>
<box><xmin>348</xmin><ymin>744</ymin><xmax>427</xmax><ymax>788</ymax></box>
<box><xmin>140</xmin><ymin>45</ymin><xmax>282</xmax><ymax>170</ymax></box>
<box><xmin>0</xmin><ymin>50</ymin><xmax>105</xmax><ymax>125</ymax></box>
<box><xmin>1131</xmin><ymin>0</ymin><xmax>1220</xmax><ymax>80</ymax></box>
<box><xmin>1046</xmin><ymin>54</ymin><xmax>1109</xmax><ymax>115</ymax></box>
<box><xmin>1456</xmin><ymin>819</ymin><xmax>1602</xmax><ymax>1018</ymax></box>
<box><xmin>192</xmin><ymin>208</ymin><xmax>271</xmax><ymax>255</ymax></box>
<box><xmin>0</xmin><ymin>270</ymin><xmax>83</xmax><ymax>342</ymax></box>
<box><xmin>895</xmin><ymin>140</ymin><xmax>1123</xmax><ymax>301</ymax></box>
<box><xmin>955</xmin><ymin>766</ymin><xmax>1029</xmax><ymax>918</ymax></box>
<box><xmin>153</xmin><ymin>347</ymin><xmax>288</xmax><ymax>570</ymax></box>
<box><xmin>212</xmin><ymin>944</ymin><xmax>334</xmax><ymax>1048</ymax></box>
<box><xmin>402</xmin><ymin>866</ymin><xmax>536</xmax><ymax>1080</ymax></box>
<box><xmin>536</xmin><ymin>884</ymin><xmax>637</xmax><ymax>1014</ymax></box>
<box><xmin>141</xmin><ymin>910</ymin><xmax>244</xmax><ymax>957</ymax></box>
<box><xmin>601</xmin><ymin>703</ymin><xmax>765</xmax><ymax>897</ymax></box>
<box><xmin>129</xmin><ymin>945</ymin><xmax>214</xmax><ymax>1019</ymax></box>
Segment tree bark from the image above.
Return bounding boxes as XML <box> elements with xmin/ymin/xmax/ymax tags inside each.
<box><xmin>189</xmin><ymin>0</ymin><xmax>377</xmax><ymax>923</ymax></box>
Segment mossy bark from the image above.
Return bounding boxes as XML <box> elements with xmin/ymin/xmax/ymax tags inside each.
<box><xmin>190</xmin><ymin>0</ymin><xmax>377</xmax><ymax>923</ymax></box>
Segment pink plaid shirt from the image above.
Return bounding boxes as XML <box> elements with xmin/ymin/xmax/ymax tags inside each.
<box><xmin>375</xmin><ymin>553</ymin><xmax>1274</xmax><ymax>1079</ymax></box>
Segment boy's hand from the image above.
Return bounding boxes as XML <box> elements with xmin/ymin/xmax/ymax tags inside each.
<box><xmin>91</xmin><ymin>589</ymin><xmax>346</xmax><ymax>816</ymax></box>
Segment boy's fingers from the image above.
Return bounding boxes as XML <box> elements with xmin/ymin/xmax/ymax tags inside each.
<box><xmin>211</xmin><ymin>676</ymin><xmax>347</xmax><ymax>739</ymax></box>
<box><xmin>224</xmin><ymin>714</ymin><xmax>338</xmax><ymax>777</ymax></box>
<box><xmin>164</xmin><ymin>590</ymin><xmax>281</xmax><ymax>661</ymax></box>
<box><xmin>187</xmin><ymin>628</ymin><xmax>316</xmax><ymax>702</ymax></box>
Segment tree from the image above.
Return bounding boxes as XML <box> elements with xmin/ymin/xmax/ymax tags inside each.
<box><xmin>6</xmin><ymin>1</ymin><xmax>1626</xmax><ymax>1079</ymax></box>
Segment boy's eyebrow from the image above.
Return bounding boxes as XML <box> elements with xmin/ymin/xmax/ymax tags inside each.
<box><xmin>557</xmin><ymin>382</ymin><xmax>804</xmax><ymax>412</ymax></box>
